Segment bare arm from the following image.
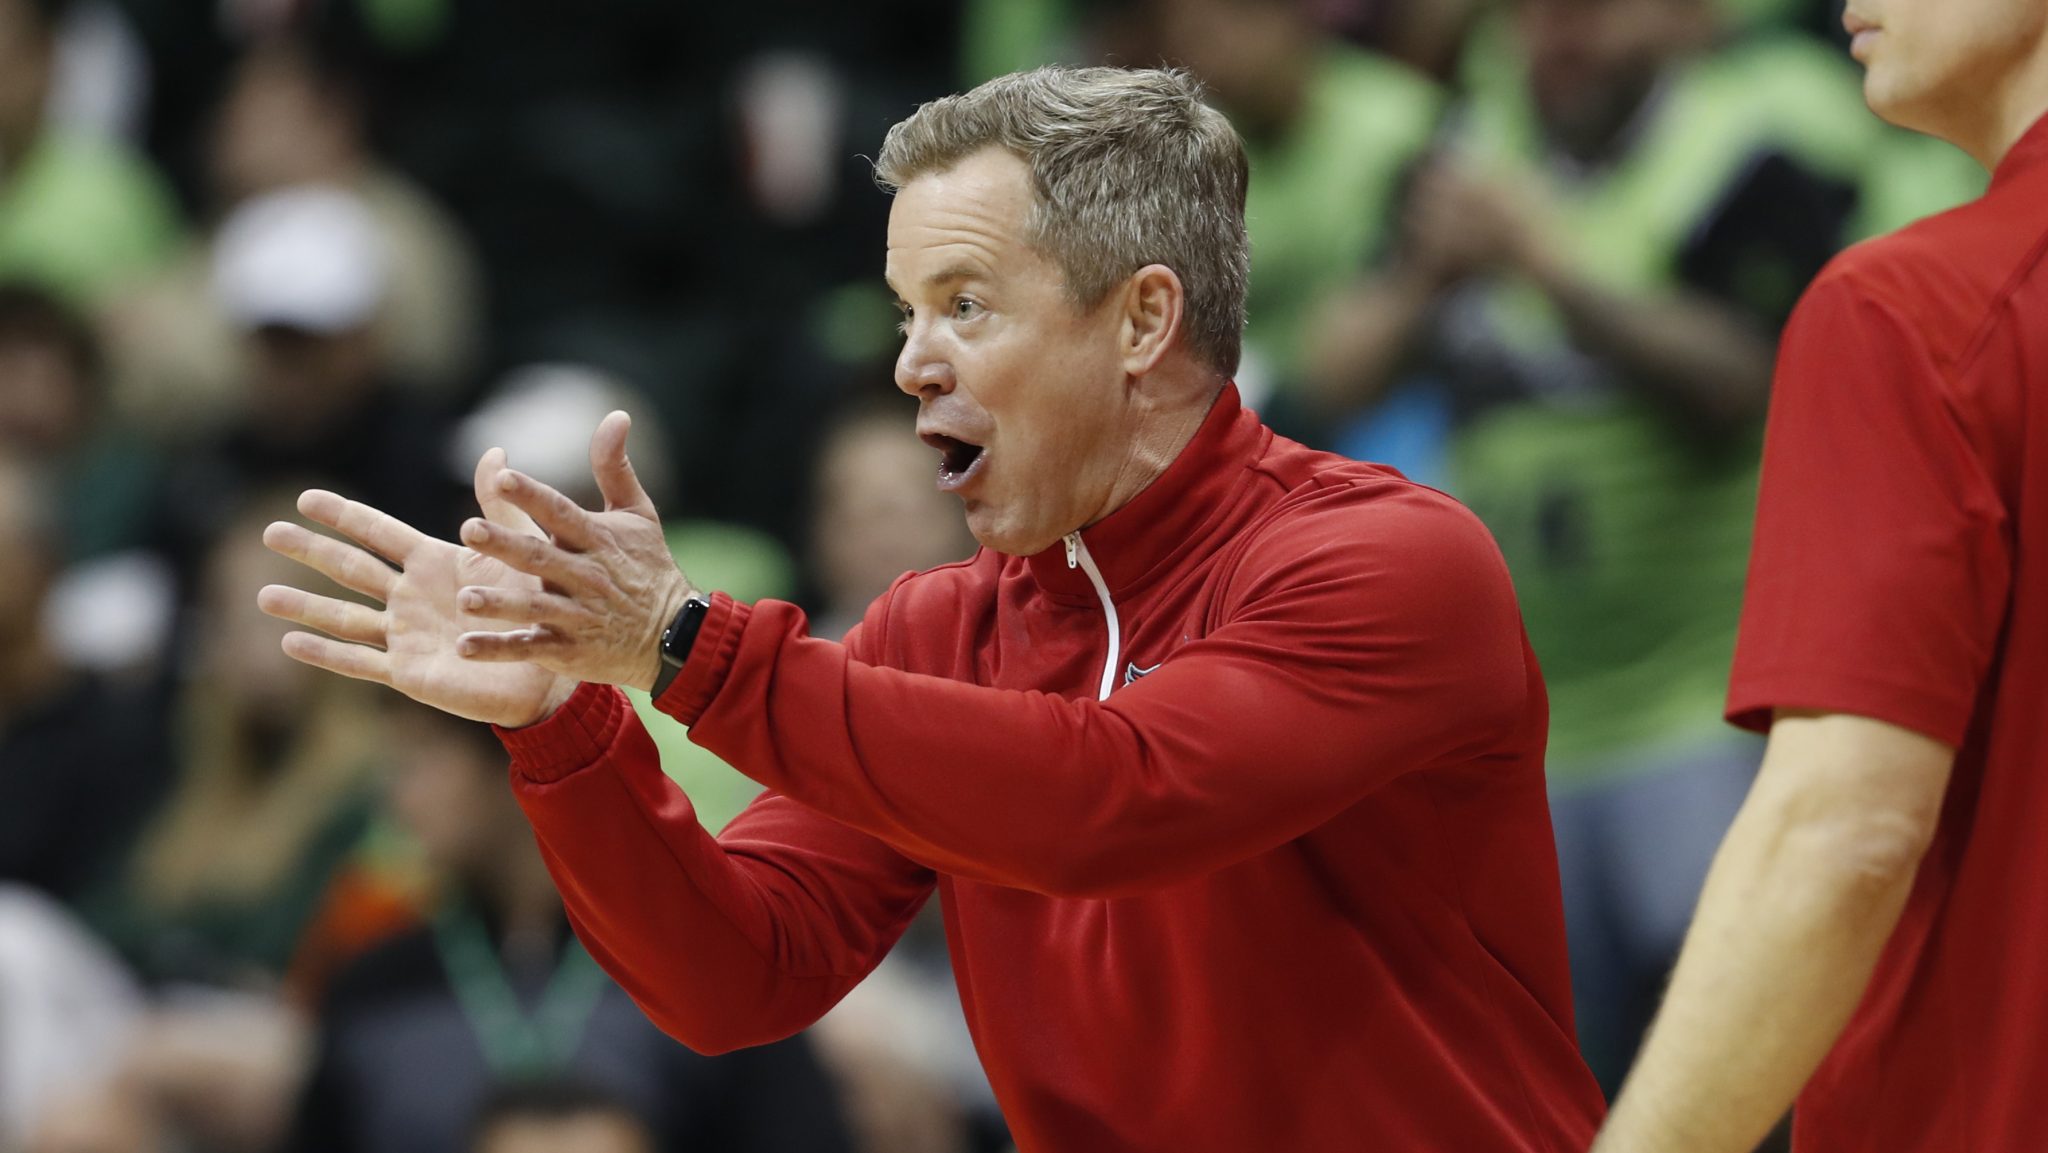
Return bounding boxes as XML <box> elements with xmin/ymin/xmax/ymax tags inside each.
<box><xmin>1524</xmin><ymin>251</ymin><xmax>1777</xmax><ymax>431</ymax></box>
<box><xmin>1301</xmin><ymin>263</ymin><xmax>1445</xmax><ymax>421</ymax></box>
<box><xmin>1592</xmin><ymin>711</ymin><xmax>1954</xmax><ymax>1153</ymax></box>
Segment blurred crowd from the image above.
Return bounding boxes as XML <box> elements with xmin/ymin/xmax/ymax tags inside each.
<box><xmin>0</xmin><ymin>0</ymin><xmax>1983</xmax><ymax>1150</ymax></box>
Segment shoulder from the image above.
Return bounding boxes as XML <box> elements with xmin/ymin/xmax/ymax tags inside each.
<box><xmin>1253</xmin><ymin>434</ymin><xmax>1497</xmax><ymax>551</ymax></box>
<box><xmin>1236</xmin><ymin>447</ymin><xmax>1513</xmax><ymax>609</ymax></box>
<box><xmin>1807</xmin><ymin>184</ymin><xmax>2048</xmax><ymax>371</ymax></box>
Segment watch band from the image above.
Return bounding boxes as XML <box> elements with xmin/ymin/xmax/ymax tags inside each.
<box><xmin>651</xmin><ymin>594</ymin><xmax>711</xmax><ymax>701</ymax></box>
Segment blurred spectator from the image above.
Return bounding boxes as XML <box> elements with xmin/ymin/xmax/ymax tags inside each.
<box><xmin>806</xmin><ymin>397</ymin><xmax>977</xmax><ymax>641</ymax></box>
<box><xmin>153</xmin><ymin>184</ymin><xmax>464</xmax><ymax>581</ymax></box>
<box><xmin>104</xmin><ymin>37</ymin><xmax>480</xmax><ymax>441</ymax></box>
<box><xmin>468</xmin><ymin>1080</ymin><xmax>657</xmax><ymax>1153</ymax></box>
<box><xmin>1135</xmin><ymin>0</ymin><xmax>1442</xmax><ymax>418</ymax></box>
<box><xmin>1313</xmin><ymin>0</ymin><xmax>1489</xmax><ymax>83</ymax></box>
<box><xmin>0</xmin><ymin>0</ymin><xmax>180</xmax><ymax>305</ymax></box>
<box><xmin>102</xmin><ymin>492</ymin><xmax>387</xmax><ymax>988</ymax></box>
<box><xmin>291</xmin><ymin>698</ymin><xmax>856</xmax><ymax>1153</ymax></box>
<box><xmin>801</xmin><ymin>399</ymin><xmax>987</xmax><ymax>1153</ymax></box>
<box><xmin>0</xmin><ymin>885</ymin><xmax>147</xmax><ymax>1149</ymax></box>
<box><xmin>0</xmin><ymin>281</ymin><xmax>160</xmax><ymax>560</ymax></box>
<box><xmin>1303</xmin><ymin>0</ymin><xmax>1979</xmax><ymax>1092</ymax></box>
<box><xmin>0</xmin><ymin>449</ymin><xmax>170</xmax><ymax>908</ymax></box>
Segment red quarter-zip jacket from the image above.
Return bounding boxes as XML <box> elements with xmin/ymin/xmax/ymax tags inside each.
<box><xmin>499</xmin><ymin>385</ymin><xmax>1604</xmax><ymax>1151</ymax></box>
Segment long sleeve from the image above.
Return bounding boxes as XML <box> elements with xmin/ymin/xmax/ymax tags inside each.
<box><xmin>664</xmin><ymin>484</ymin><xmax>1534</xmax><ymax>900</ymax></box>
<box><xmin>501</xmin><ymin>673</ymin><xmax>936</xmax><ymax>1055</ymax></box>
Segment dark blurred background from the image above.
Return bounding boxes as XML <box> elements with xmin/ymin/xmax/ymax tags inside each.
<box><xmin>0</xmin><ymin>1</ymin><xmax>1982</xmax><ymax>1151</ymax></box>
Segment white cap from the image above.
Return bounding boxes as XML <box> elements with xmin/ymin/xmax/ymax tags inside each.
<box><xmin>449</xmin><ymin>364</ymin><xmax>676</xmax><ymax>508</ymax></box>
<box><xmin>211</xmin><ymin>185</ymin><xmax>389</xmax><ymax>334</ymax></box>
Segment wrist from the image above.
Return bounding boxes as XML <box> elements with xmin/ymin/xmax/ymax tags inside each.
<box><xmin>647</xmin><ymin>582</ymin><xmax>713</xmax><ymax>700</ymax></box>
<box><xmin>638</xmin><ymin>576</ymin><xmax>693</xmax><ymax>693</ymax></box>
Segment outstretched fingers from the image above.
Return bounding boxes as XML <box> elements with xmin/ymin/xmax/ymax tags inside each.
<box><xmin>258</xmin><ymin>585</ymin><xmax>388</xmax><ymax>646</ymax></box>
<box><xmin>263</xmin><ymin>521</ymin><xmax>398</xmax><ymax>601</ymax></box>
<box><xmin>457</xmin><ymin>585</ymin><xmax>590</xmax><ymax>629</ymax></box>
<box><xmin>459</xmin><ymin>516</ymin><xmax>598</xmax><ymax>591</ymax></box>
<box><xmin>296</xmin><ymin>489</ymin><xmax>428</xmax><ymax>565</ymax></box>
<box><xmin>280</xmin><ymin>632</ymin><xmax>393</xmax><ymax>685</ymax></box>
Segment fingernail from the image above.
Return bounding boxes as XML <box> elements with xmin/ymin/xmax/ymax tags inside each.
<box><xmin>498</xmin><ymin>472</ymin><xmax>518</xmax><ymax>491</ymax></box>
<box><xmin>459</xmin><ymin>589</ymin><xmax>482</xmax><ymax>610</ymax></box>
<box><xmin>462</xmin><ymin>519</ymin><xmax>486</xmax><ymax>542</ymax></box>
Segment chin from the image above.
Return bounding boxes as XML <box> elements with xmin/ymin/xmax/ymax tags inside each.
<box><xmin>967</xmin><ymin>509</ymin><xmax>1054</xmax><ymax>558</ymax></box>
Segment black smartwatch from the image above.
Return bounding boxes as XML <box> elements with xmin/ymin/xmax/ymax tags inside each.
<box><xmin>651</xmin><ymin>593</ymin><xmax>712</xmax><ymax>700</ymax></box>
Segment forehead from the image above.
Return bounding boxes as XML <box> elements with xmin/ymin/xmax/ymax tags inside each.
<box><xmin>885</xmin><ymin>147</ymin><xmax>1042</xmax><ymax>294</ymax></box>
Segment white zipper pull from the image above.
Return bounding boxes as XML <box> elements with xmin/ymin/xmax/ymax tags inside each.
<box><xmin>1065</xmin><ymin>533</ymin><xmax>1123</xmax><ymax>702</ymax></box>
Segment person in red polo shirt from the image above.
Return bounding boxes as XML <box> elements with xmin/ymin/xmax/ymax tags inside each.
<box><xmin>1592</xmin><ymin>4</ymin><xmax>2048</xmax><ymax>1152</ymax></box>
<box><xmin>257</xmin><ymin>67</ymin><xmax>1604</xmax><ymax>1152</ymax></box>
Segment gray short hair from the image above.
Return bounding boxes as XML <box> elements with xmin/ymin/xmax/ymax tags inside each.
<box><xmin>875</xmin><ymin>66</ymin><xmax>1250</xmax><ymax>377</ymax></box>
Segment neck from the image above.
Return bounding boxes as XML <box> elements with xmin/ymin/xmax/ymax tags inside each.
<box><xmin>1977</xmin><ymin>57</ymin><xmax>2048</xmax><ymax>169</ymax></box>
<box><xmin>1087</xmin><ymin>377</ymin><xmax>1222</xmax><ymax>531</ymax></box>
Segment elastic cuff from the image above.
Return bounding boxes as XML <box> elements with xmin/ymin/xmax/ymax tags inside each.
<box><xmin>656</xmin><ymin>592</ymin><xmax>750</xmax><ymax>727</ymax></box>
<box><xmin>495</xmin><ymin>682</ymin><xmax>628</xmax><ymax>783</ymax></box>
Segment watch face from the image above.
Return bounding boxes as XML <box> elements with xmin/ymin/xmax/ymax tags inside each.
<box><xmin>663</xmin><ymin>597</ymin><xmax>711</xmax><ymax>664</ymax></box>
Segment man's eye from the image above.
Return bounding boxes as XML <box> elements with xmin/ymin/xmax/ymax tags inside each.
<box><xmin>895</xmin><ymin>305</ymin><xmax>913</xmax><ymax>335</ymax></box>
<box><xmin>953</xmin><ymin>298</ymin><xmax>982</xmax><ymax>321</ymax></box>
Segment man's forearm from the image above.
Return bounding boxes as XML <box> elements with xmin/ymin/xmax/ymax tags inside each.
<box><xmin>1528</xmin><ymin>258</ymin><xmax>1775</xmax><ymax>430</ymax></box>
<box><xmin>1594</xmin><ymin>721</ymin><xmax>1944</xmax><ymax>1152</ymax></box>
<box><xmin>1300</xmin><ymin>265</ymin><xmax>1443</xmax><ymax>419</ymax></box>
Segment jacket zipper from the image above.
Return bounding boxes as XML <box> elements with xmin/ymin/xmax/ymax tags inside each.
<box><xmin>1064</xmin><ymin>532</ymin><xmax>1121</xmax><ymax>702</ymax></box>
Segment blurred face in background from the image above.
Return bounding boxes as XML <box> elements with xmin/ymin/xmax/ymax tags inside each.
<box><xmin>474</xmin><ymin>1113</ymin><xmax>654</xmax><ymax>1153</ymax></box>
<box><xmin>0</xmin><ymin>454</ymin><xmax>53</xmax><ymax>652</ymax></box>
<box><xmin>0</xmin><ymin>331</ymin><xmax>93</xmax><ymax>453</ymax></box>
<box><xmin>211</xmin><ymin>44</ymin><xmax>361</xmax><ymax>204</ymax></box>
<box><xmin>385</xmin><ymin>705</ymin><xmax>518</xmax><ymax>881</ymax></box>
<box><xmin>245</xmin><ymin>325</ymin><xmax>381</xmax><ymax>441</ymax></box>
<box><xmin>888</xmin><ymin>147</ymin><xmax>1138</xmax><ymax>556</ymax></box>
<box><xmin>0</xmin><ymin>0</ymin><xmax>52</xmax><ymax>152</ymax></box>
<box><xmin>1846</xmin><ymin>0</ymin><xmax>2048</xmax><ymax>154</ymax></box>
<box><xmin>1147</xmin><ymin>0</ymin><xmax>1312</xmax><ymax>135</ymax></box>
<box><xmin>1513</xmin><ymin>0</ymin><xmax>1711</xmax><ymax>158</ymax></box>
<box><xmin>812</xmin><ymin>412</ymin><xmax>977</xmax><ymax>621</ymax></box>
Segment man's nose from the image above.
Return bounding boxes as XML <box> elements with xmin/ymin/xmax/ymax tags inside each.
<box><xmin>895</xmin><ymin>326</ymin><xmax>955</xmax><ymax>398</ymax></box>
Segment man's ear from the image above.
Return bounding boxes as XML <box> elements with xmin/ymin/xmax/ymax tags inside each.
<box><xmin>1120</xmin><ymin>263</ymin><xmax>1185</xmax><ymax>378</ymax></box>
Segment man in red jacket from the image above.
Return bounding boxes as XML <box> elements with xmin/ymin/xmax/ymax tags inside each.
<box><xmin>260</xmin><ymin>67</ymin><xmax>1604</xmax><ymax>1151</ymax></box>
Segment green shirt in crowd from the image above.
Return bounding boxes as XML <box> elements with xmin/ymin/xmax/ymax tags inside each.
<box><xmin>1439</xmin><ymin>35</ymin><xmax>1979</xmax><ymax>786</ymax></box>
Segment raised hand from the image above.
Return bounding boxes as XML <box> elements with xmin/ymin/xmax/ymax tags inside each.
<box><xmin>451</xmin><ymin>410</ymin><xmax>699</xmax><ymax>693</ymax></box>
<box><xmin>256</xmin><ymin>449</ymin><xmax>579</xmax><ymax>728</ymax></box>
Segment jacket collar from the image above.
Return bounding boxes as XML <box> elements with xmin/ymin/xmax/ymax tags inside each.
<box><xmin>1024</xmin><ymin>383</ymin><xmax>1269</xmax><ymax>605</ymax></box>
<box><xmin>1992</xmin><ymin>109</ymin><xmax>2048</xmax><ymax>191</ymax></box>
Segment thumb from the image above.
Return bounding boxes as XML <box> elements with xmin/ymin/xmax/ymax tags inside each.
<box><xmin>591</xmin><ymin>411</ymin><xmax>657</xmax><ymax>518</ymax></box>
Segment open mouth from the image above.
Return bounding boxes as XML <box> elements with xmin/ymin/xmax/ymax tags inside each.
<box><xmin>920</xmin><ymin>432</ymin><xmax>987</xmax><ymax>491</ymax></box>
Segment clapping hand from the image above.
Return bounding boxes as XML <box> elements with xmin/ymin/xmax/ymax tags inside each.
<box><xmin>258</xmin><ymin>447</ymin><xmax>578</xmax><ymax>728</ymax></box>
<box><xmin>258</xmin><ymin>411</ymin><xmax>697</xmax><ymax>728</ymax></box>
<box><xmin>449</xmin><ymin>411</ymin><xmax>698</xmax><ymax>692</ymax></box>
